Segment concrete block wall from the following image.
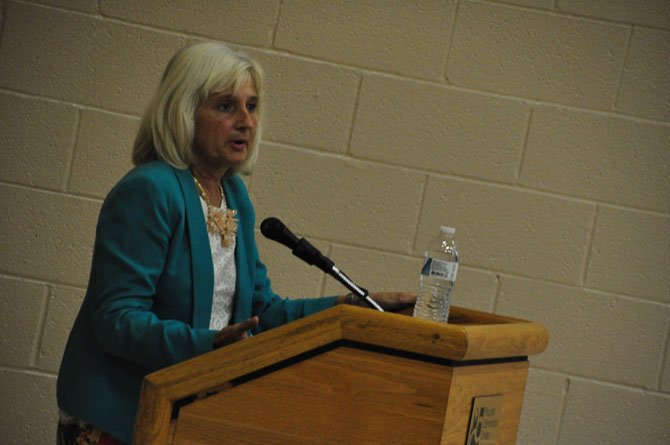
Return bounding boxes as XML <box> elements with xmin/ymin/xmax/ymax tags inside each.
<box><xmin>0</xmin><ymin>1</ymin><xmax>668</xmax><ymax>443</ymax></box>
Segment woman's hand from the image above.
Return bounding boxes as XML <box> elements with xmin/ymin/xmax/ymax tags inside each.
<box><xmin>213</xmin><ymin>316</ymin><xmax>260</xmax><ymax>349</ymax></box>
<box><xmin>336</xmin><ymin>291</ymin><xmax>417</xmax><ymax>314</ymax></box>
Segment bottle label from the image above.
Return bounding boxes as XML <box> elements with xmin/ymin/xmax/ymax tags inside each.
<box><xmin>421</xmin><ymin>258</ymin><xmax>458</xmax><ymax>281</ymax></box>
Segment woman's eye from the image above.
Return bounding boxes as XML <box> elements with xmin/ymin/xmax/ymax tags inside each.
<box><xmin>246</xmin><ymin>103</ymin><xmax>257</xmax><ymax>113</ymax></box>
<box><xmin>218</xmin><ymin>102</ymin><xmax>233</xmax><ymax>112</ymax></box>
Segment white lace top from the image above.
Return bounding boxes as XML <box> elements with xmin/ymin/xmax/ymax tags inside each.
<box><xmin>198</xmin><ymin>195</ymin><xmax>237</xmax><ymax>330</ymax></box>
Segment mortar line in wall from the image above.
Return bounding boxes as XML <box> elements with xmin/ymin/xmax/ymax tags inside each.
<box><xmin>16</xmin><ymin>0</ymin><xmax>136</xmax><ymax>30</ymax></box>
<box><xmin>612</xmin><ymin>26</ymin><xmax>635</xmax><ymax>111</ymax></box>
<box><xmin>409</xmin><ymin>175</ymin><xmax>430</xmax><ymax>255</ymax></box>
<box><xmin>514</xmin><ymin>107</ymin><xmax>534</xmax><ymax>182</ymax></box>
<box><xmin>251</xmin><ymin>229</ymin><xmax>331</xmax><ymax>295</ymax></box>
<box><xmin>270</xmin><ymin>0</ymin><xmax>283</xmax><ymax>47</ymax></box>
<box><xmin>262</xmin><ymin>141</ymin><xmax>670</xmax><ymax>215</ymax></box>
<box><xmin>61</xmin><ymin>108</ymin><xmax>82</xmax><ymax>192</ymax></box>
<box><xmin>0</xmin><ymin>364</ymin><xmax>58</xmax><ymax>378</ymax></box>
<box><xmin>326</xmin><ymin>241</ymin><xmax>424</xmax><ymax>262</ymax></box>
<box><xmin>267</xmin><ymin>139</ymin><xmax>522</xmax><ymax>183</ymax></box>
<box><xmin>235</xmin><ymin>44</ymin><xmax>541</xmax><ymax>105</ymax></box>
<box><xmin>22</xmin><ymin>0</ymin><xmax>668</xmax><ymax>54</ymax></box>
<box><xmin>29</xmin><ymin>285</ymin><xmax>52</xmax><ymax>368</ymax></box>
<box><xmin>0</xmin><ymin>1</ymin><xmax>8</xmax><ymax>54</ymax></box>
<box><xmin>23</xmin><ymin>132</ymin><xmax>664</xmax><ymax>222</ymax></box>
<box><xmin>245</xmin><ymin>44</ymin><xmax>670</xmax><ymax>127</ymax></box>
<box><xmin>581</xmin><ymin>201</ymin><xmax>669</xmax><ymax>219</ymax></box>
<box><xmin>15</xmin><ymin>120</ymin><xmax>666</xmax><ymax>221</ymax></box>
<box><xmin>472</xmin><ymin>0</ymin><xmax>660</xmax><ymax>31</ymax></box>
<box><xmin>426</xmin><ymin>260</ymin><xmax>670</xmax><ymax>307</ymax></box>
<box><xmin>344</xmin><ymin>74</ymin><xmax>364</xmax><ymax>155</ymax></box>
<box><xmin>0</xmin><ymin>87</ymin><xmax>142</xmax><ymax>120</ymax></box>
<box><xmin>490</xmin><ymin>269</ymin><xmax>670</xmax><ymax>308</ymax></box>
<box><xmin>552</xmin><ymin>377</ymin><xmax>570</xmax><ymax>445</ymax></box>
<box><xmin>346</xmin><ymin>75</ymin><xmax>365</xmax><ymax>152</ymax></box>
<box><xmin>0</xmin><ymin>180</ymin><xmax>105</xmax><ymax>203</ymax></box>
<box><xmin>0</xmin><ymin>272</ymin><xmax>86</xmax><ymax>291</ymax></box>
<box><xmin>98</xmin><ymin>17</ymin><xmax>193</xmax><ymax>38</ymax></box>
<box><xmin>580</xmin><ymin>205</ymin><xmax>600</xmax><ymax>286</ymax></box>
<box><xmin>655</xmin><ymin>314</ymin><xmax>670</xmax><ymax>390</ymax></box>
<box><xmin>277</xmin><ymin>243</ymin><xmax>670</xmax><ymax>310</ymax></box>
<box><xmin>28</xmin><ymin>0</ymin><xmax>235</xmax><ymax>58</ymax></box>
<box><xmin>269</xmin><ymin>235</ymin><xmax>417</xmax><ymax>263</ymax></box>
<box><xmin>530</xmin><ymin>365</ymin><xmax>670</xmax><ymax>397</ymax></box>
<box><xmin>3</xmin><ymin>46</ymin><xmax>670</xmax><ymax>130</ymax></box>
<box><xmin>16</xmin><ymin>0</ymin><xmax>92</xmax><ymax>18</ymax></box>
<box><xmin>441</xmin><ymin>0</ymin><xmax>460</xmax><ymax>83</ymax></box>
<box><xmin>251</xmin><ymin>229</ymin><xmax>394</xmax><ymax>262</ymax></box>
<box><xmin>0</xmin><ymin>270</ymin><xmax>88</xmax><ymax>290</ymax></box>
<box><xmin>17</xmin><ymin>0</ymin><xmax>190</xmax><ymax>39</ymax></box>
<box><xmin>14</xmin><ymin>1</ymin><xmax>670</xmax><ymax>117</ymax></box>
<box><xmin>3</xmin><ymin>248</ymin><xmax>663</xmax><ymax>315</ymax></box>
<box><xmin>49</xmin><ymin>16</ymin><xmax>667</xmax><ymax>131</ymax></box>
<box><xmin>7</xmin><ymin>68</ymin><xmax>670</xmax><ymax>129</ymax></box>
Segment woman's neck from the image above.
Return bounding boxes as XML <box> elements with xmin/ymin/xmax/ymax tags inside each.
<box><xmin>191</xmin><ymin>165</ymin><xmax>225</xmax><ymax>207</ymax></box>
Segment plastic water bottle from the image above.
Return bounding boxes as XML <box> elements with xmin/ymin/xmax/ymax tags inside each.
<box><xmin>413</xmin><ymin>226</ymin><xmax>460</xmax><ymax>323</ymax></box>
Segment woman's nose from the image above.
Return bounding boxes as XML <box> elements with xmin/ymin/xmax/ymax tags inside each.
<box><xmin>236</xmin><ymin>108</ymin><xmax>254</xmax><ymax>129</ymax></box>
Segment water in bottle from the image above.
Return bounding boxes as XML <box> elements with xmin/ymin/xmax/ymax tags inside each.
<box><xmin>413</xmin><ymin>226</ymin><xmax>459</xmax><ymax>323</ymax></box>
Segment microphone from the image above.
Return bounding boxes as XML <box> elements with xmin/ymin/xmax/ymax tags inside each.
<box><xmin>260</xmin><ymin>217</ymin><xmax>383</xmax><ymax>312</ymax></box>
<box><xmin>260</xmin><ymin>217</ymin><xmax>334</xmax><ymax>273</ymax></box>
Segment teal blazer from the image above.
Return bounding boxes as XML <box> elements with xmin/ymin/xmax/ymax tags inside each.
<box><xmin>57</xmin><ymin>161</ymin><xmax>336</xmax><ymax>443</ymax></box>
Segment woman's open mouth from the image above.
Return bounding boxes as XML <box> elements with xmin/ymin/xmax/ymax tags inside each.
<box><xmin>228</xmin><ymin>139</ymin><xmax>248</xmax><ymax>151</ymax></box>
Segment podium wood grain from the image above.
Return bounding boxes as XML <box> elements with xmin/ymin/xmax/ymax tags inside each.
<box><xmin>134</xmin><ymin>305</ymin><xmax>548</xmax><ymax>444</ymax></box>
<box><xmin>174</xmin><ymin>347</ymin><xmax>453</xmax><ymax>444</ymax></box>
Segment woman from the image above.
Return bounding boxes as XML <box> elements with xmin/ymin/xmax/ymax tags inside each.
<box><xmin>56</xmin><ymin>42</ymin><xmax>414</xmax><ymax>444</ymax></box>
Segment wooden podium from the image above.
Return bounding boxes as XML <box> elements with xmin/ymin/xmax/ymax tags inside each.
<box><xmin>134</xmin><ymin>305</ymin><xmax>548</xmax><ymax>444</ymax></box>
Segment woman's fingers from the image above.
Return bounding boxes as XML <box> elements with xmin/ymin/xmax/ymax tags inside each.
<box><xmin>371</xmin><ymin>292</ymin><xmax>417</xmax><ymax>311</ymax></box>
<box><xmin>213</xmin><ymin>316</ymin><xmax>260</xmax><ymax>349</ymax></box>
<box><xmin>237</xmin><ymin>316</ymin><xmax>259</xmax><ymax>334</ymax></box>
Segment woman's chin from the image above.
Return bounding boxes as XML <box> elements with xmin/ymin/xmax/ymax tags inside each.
<box><xmin>220</xmin><ymin>152</ymin><xmax>247</xmax><ymax>169</ymax></box>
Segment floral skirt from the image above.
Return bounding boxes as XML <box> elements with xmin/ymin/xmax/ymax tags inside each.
<box><xmin>57</xmin><ymin>412</ymin><xmax>125</xmax><ymax>445</ymax></box>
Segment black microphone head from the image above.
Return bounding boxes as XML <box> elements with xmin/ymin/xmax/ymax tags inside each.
<box><xmin>260</xmin><ymin>217</ymin><xmax>281</xmax><ymax>238</ymax></box>
<box><xmin>261</xmin><ymin>217</ymin><xmax>334</xmax><ymax>273</ymax></box>
<box><xmin>260</xmin><ymin>217</ymin><xmax>299</xmax><ymax>249</ymax></box>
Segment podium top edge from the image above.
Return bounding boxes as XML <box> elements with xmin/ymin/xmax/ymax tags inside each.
<box><xmin>335</xmin><ymin>305</ymin><xmax>548</xmax><ymax>361</ymax></box>
<box><xmin>144</xmin><ymin>305</ymin><xmax>547</xmax><ymax>389</ymax></box>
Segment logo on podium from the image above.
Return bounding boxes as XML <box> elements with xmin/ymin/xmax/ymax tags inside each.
<box><xmin>466</xmin><ymin>394</ymin><xmax>503</xmax><ymax>445</ymax></box>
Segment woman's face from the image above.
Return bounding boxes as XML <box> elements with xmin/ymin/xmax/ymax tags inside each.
<box><xmin>193</xmin><ymin>78</ymin><xmax>259</xmax><ymax>172</ymax></box>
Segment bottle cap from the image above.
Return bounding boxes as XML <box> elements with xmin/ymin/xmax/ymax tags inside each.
<box><xmin>440</xmin><ymin>226</ymin><xmax>456</xmax><ymax>235</ymax></box>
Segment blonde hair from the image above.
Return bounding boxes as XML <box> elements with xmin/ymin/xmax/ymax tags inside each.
<box><xmin>132</xmin><ymin>42</ymin><xmax>264</xmax><ymax>175</ymax></box>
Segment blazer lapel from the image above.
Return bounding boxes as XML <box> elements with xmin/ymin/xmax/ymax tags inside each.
<box><xmin>173</xmin><ymin>167</ymin><xmax>214</xmax><ymax>328</ymax></box>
